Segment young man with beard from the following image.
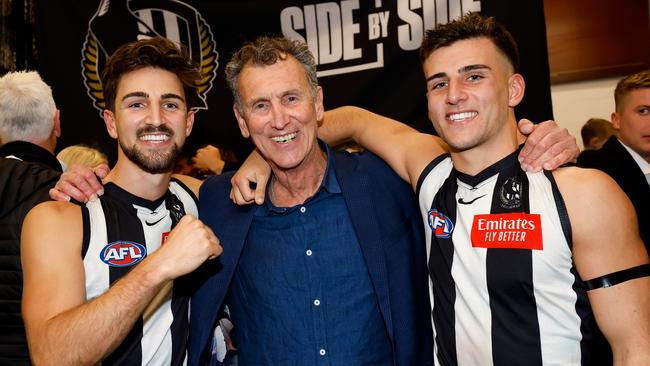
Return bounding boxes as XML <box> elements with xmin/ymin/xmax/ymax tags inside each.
<box><xmin>21</xmin><ymin>37</ymin><xmax>222</xmax><ymax>365</ymax></box>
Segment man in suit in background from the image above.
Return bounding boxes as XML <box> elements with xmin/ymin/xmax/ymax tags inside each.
<box><xmin>0</xmin><ymin>70</ymin><xmax>63</xmax><ymax>365</ymax></box>
<box><xmin>578</xmin><ymin>70</ymin><xmax>650</xmax><ymax>249</ymax></box>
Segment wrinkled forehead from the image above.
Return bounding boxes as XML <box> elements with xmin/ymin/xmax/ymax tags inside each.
<box><xmin>238</xmin><ymin>57</ymin><xmax>311</xmax><ymax>96</ymax></box>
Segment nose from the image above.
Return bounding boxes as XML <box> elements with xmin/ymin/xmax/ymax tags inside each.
<box><xmin>144</xmin><ymin>104</ymin><xmax>164</xmax><ymax>126</ymax></box>
<box><xmin>270</xmin><ymin>104</ymin><xmax>290</xmax><ymax>130</ymax></box>
<box><xmin>446</xmin><ymin>79</ymin><xmax>467</xmax><ymax>105</ymax></box>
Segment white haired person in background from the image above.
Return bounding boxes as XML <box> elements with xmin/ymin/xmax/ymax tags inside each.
<box><xmin>0</xmin><ymin>70</ymin><xmax>63</xmax><ymax>364</ymax></box>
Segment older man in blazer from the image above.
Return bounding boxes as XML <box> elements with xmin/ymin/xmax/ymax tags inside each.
<box><xmin>190</xmin><ymin>36</ymin><xmax>433</xmax><ymax>366</ymax></box>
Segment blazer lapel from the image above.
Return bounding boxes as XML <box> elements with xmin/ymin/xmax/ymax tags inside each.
<box><xmin>191</xmin><ymin>200</ymin><xmax>257</xmax><ymax>361</ymax></box>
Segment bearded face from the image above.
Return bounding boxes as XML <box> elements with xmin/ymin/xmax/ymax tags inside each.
<box><xmin>119</xmin><ymin>124</ymin><xmax>181</xmax><ymax>174</ymax></box>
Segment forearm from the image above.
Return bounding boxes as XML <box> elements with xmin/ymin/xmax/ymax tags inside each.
<box><xmin>28</xmin><ymin>261</ymin><xmax>167</xmax><ymax>365</ymax></box>
<box><xmin>320</xmin><ymin>106</ymin><xmax>419</xmax><ymax>147</ymax></box>
<box><xmin>319</xmin><ymin>106</ymin><xmax>365</xmax><ymax>146</ymax></box>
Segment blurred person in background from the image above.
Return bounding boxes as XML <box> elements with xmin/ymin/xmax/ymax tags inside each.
<box><xmin>57</xmin><ymin>144</ymin><xmax>109</xmax><ymax>170</ymax></box>
<box><xmin>580</xmin><ymin>117</ymin><xmax>617</xmax><ymax>150</ymax></box>
<box><xmin>0</xmin><ymin>70</ymin><xmax>62</xmax><ymax>365</ymax></box>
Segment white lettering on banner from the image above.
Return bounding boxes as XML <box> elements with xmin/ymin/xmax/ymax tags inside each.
<box><xmin>368</xmin><ymin>11</ymin><xmax>390</xmax><ymax>40</ymax></box>
<box><xmin>279</xmin><ymin>0</ymin><xmax>480</xmax><ymax>76</ymax></box>
<box><xmin>397</xmin><ymin>0</ymin><xmax>480</xmax><ymax>50</ymax></box>
<box><xmin>280</xmin><ymin>1</ymin><xmax>361</xmax><ymax>65</ymax></box>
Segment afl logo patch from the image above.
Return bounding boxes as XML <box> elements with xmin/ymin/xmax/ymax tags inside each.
<box><xmin>428</xmin><ymin>209</ymin><xmax>454</xmax><ymax>238</ymax></box>
<box><xmin>100</xmin><ymin>241</ymin><xmax>147</xmax><ymax>267</ymax></box>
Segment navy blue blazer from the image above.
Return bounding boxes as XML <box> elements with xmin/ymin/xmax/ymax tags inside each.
<box><xmin>189</xmin><ymin>151</ymin><xmax>433</xmax><ymax>366</ymax></box>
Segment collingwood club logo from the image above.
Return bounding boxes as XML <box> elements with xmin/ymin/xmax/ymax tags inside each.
<box><xmin>81</xmin><ymin>0</ymin><xmax>218</xmax><ymax>114</ymax></box>
<box><xmin>499</xmin><ymin>176</ymin><xmax>522</xmax><ymax>209</ymax></box>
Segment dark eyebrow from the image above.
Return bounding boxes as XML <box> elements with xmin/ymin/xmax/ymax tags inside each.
<box><xmin>121</xmin><ymin>92</ymin><xmax>185</xmax><ymax>103</ymax></box>
<box><xmin>460</xmin><ymin>64</ymin><xmax>491</xmax><ymax>73</ymax></box>
<box><xmin>426</xmin><ymin>64</ymin><xmax>492</xmax><ymax>83</ymax></box>
<box><xmin>426</xmin><ymin>72</ymin><xmax>447</xmax><ymax>83</ymax></box>
<box><xmin>121</xmin><ymin>91</ymin><xmax>148</xmax><ymax>101</ymax></box>
<box><xmin>161</xmin><ymin>93</ymin><xmax>185</xmax><ymax>102</ymax></box>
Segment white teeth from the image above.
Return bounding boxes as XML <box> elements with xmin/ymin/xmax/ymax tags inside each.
<box><xmin>140</xmin><ymin>134</ymin><xmax>169</xmax><ymax>142</ymax></box>
<box><xmin>272</xmin><ymin>133</ymin><xmax>296</xmax><ymax>143</ymax></box>
<box><xmin>448</xmin><ymin>112</ymin><xmax>477</xmax><ymax>122</ymax></box>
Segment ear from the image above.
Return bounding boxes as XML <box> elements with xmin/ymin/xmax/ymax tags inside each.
<box><xmin>103</xmin><ymin>109</ymin><xmax>118</xmax><ymax>139</ymax></box>
<box><xmin>233</xmin><ymin>105</ymin><xmax>250</xmax><ymax>138</ymax></box>
<box><xmin>611</xmin><ymin>112</ymin><xmax>621</xmax><ymax>130</ymax></box>
<box><xmin>507</xmin><ymin>73</ymin><xmax>525</xmax><ymax>107</ymax></box>
<box><xmin>53</xmin><ymin>109</ymin><xmax>61</xmax><ymax>138</ymax></box>
<box><xmin>185</xmin><ymin>110</ymin><xmax>195</xmax><ymax>136</ymax></box>
<box><xmin>314</xmin><ymin>86</ymin><xmax>325</xmax><ymax>124</ymax></box>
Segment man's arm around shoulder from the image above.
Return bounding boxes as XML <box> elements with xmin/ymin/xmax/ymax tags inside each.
<box><xmin>554</xmin><ymin>167</ymin><xmax>650</xmax><ymax>365</ymax></box>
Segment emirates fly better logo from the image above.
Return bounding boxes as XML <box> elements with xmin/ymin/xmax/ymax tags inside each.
<box><xmin>81</xmin><ymin>0</ymin><xmax>218</xmax><ymax>114</ymax></box>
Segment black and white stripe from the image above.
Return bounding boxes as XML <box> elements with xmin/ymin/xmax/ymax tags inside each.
<box><xmin>81</xmin><ymin>179</ymin><xmax>197</xmax><ymax>365</ymax></box>
<box><xmin>417</xmin><ymin>152</ymin><xmax>592</xmax><ymax>366</ymax></box>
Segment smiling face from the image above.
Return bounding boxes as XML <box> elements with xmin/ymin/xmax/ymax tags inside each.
<box><xmin>233</xmin><ymin>55</ymin><xmax>324</xmax><ymax>173</ymax></box>
<box><xmin>612</xmin><ymin>88</ymin><xmax>650</xmax><ymax>162</ymax></box>
<box><xmin>423</xmin><ymin>37</ymin><xmax>524</xmax><ymax>158</ymax></box>
<box><xmin>103</xmin><ymin>67</ymin><xmax>194</xmax><ymax>174</ymax></box>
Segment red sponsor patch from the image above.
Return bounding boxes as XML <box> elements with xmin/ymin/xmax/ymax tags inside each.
<box><xmin>471</xmin><ymin>213</ymin><xmax>543</xmax><ymax>250</ymax></box>
<box><xmin>161</xmin><ymin>231</ymin><xmax>170</xmax><ymax>245</ymax></box>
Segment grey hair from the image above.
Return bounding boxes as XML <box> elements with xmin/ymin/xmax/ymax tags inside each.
<box><xmin>0</xmin><ymin>70</ymin><xmax>56</xmax><ymax>144</ymax></box>
<box><xmin>225</xmin><ymin>36</ymin><xmax>318</xmax><ymax>113</ymax></box>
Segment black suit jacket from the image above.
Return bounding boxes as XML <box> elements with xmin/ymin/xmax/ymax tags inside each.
<box><xmin>578</xmin><ymin>136</ymin><xmax>649</xmax><ymax>250</ymax></box>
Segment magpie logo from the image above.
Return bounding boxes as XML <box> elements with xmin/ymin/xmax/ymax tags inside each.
<box><xmin>458</xmin><ymin>194</ymin><xmax>486</xmax><ymax>205</ymax></box>
<box><xmin>81</xmin><ymin>0</ymin><xmax>218</xmax><ymax>115</ymax></box>
<box><xmin>499</xmin><ymin>176</ymin><xmax>522</xmax><ymax>209</ymax></box>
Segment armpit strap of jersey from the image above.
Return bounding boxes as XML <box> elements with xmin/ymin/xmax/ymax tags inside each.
<box><xmin>585</xmin><ymin>264</ymin><xmax>650</xmax><ymax>290</ymax></box>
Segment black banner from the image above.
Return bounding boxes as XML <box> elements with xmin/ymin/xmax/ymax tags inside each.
<box><xmin>34</xmin><ymin>0</ymin><xmax>553</xmax><ymax>164</ymax></box>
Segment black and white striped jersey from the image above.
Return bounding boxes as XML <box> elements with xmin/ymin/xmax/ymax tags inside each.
<box><xmin>417</xmin><ymin>151</ymin><xmax>593</xmax><ymax>366</ymax></box>
<box><xmin>81</xmin><ymin>179</ymin><xmax>198</xmax><ymax>365</ymax></box>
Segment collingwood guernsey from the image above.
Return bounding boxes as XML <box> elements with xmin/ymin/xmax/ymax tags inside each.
<box><xmin>82</xmin><ymin>179</ymin><xmax>198</xmax><ymax>365</ymax></box>
<box><xmin>417</xmin><ymin>150</ymin><xmax>594</xmax><ymax>366</ymax></box>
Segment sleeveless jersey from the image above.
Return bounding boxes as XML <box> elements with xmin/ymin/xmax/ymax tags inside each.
<box><xmin>416</xmin><ymin>151</ymin><xmax>594</xmax><ymax>366</ymax></box>
<box><xmin>81</xmin><ymin>179</ymin><xmax>198</xmax><ymax>365</ymax></box>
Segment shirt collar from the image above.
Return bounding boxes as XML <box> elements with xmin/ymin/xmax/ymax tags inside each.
<box><xmin>617</xmin><ymin>138</ymin><xmax>650</xmax><ymax>175</ymax></box>
<box><xmin>262</xmin><ymin>139</ymin><xmax>341</xmax><ymax>214</ymax></box>
<box><xmin>0</xmin><ymin>141</ymin><xmax>63</xmax><ymax>172</ymax></box>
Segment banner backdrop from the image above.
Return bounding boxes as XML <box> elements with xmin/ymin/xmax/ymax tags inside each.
<box><xmin>34</xmin><ymin>0</ymin><xmax>553</xmax><ymax>164</ymax></box>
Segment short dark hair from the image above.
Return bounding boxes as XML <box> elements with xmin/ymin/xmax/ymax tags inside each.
<box><xmin>101</xmin><ymin>37</ymin><xmax>201</xmax><ymax>111</ymax></box>
<box><xmin>225</xmin><ymin>35</ymin><xmax>318</xmax><ymax>113</ymax></box>
<box><xmin>614</xmin><ymin>70</ymin><xmax>650</xmax><ymax>112</ymax></box>
<box><xmin>420</xmin><ymin>12</ymin><xmax>520</xmax><ymax>73</ymax></box>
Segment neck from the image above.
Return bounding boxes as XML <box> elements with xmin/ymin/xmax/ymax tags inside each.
<box><xmin>269</xmin><ymin>148</ymin><xmax>328</xmax><ymax>207</ymax></box>
<box><xmin>105</xmin><ymin>157</ymin><xmax>172</xmax><ymax>201</ymax></box>
<box><xmin>451</xmin><ymin>116</ymin><xmax>519</xmax><ymax>176</ymax></box>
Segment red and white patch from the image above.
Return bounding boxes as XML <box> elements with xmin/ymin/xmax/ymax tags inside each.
<box><xmin>161</xmin><ymin>231</ymin><xmax>170</xmax><ymax>245</ymax></box>
<box><xmin>471</xmin><ymin>213</ymin><xmax>543</xmax><ymax>250</ymax></box>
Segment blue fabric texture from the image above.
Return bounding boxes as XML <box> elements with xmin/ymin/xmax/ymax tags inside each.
<box><xmin>228</xmin><ymin>144</ymin><xmax>392</xmax><ymax>365</ymax></box>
